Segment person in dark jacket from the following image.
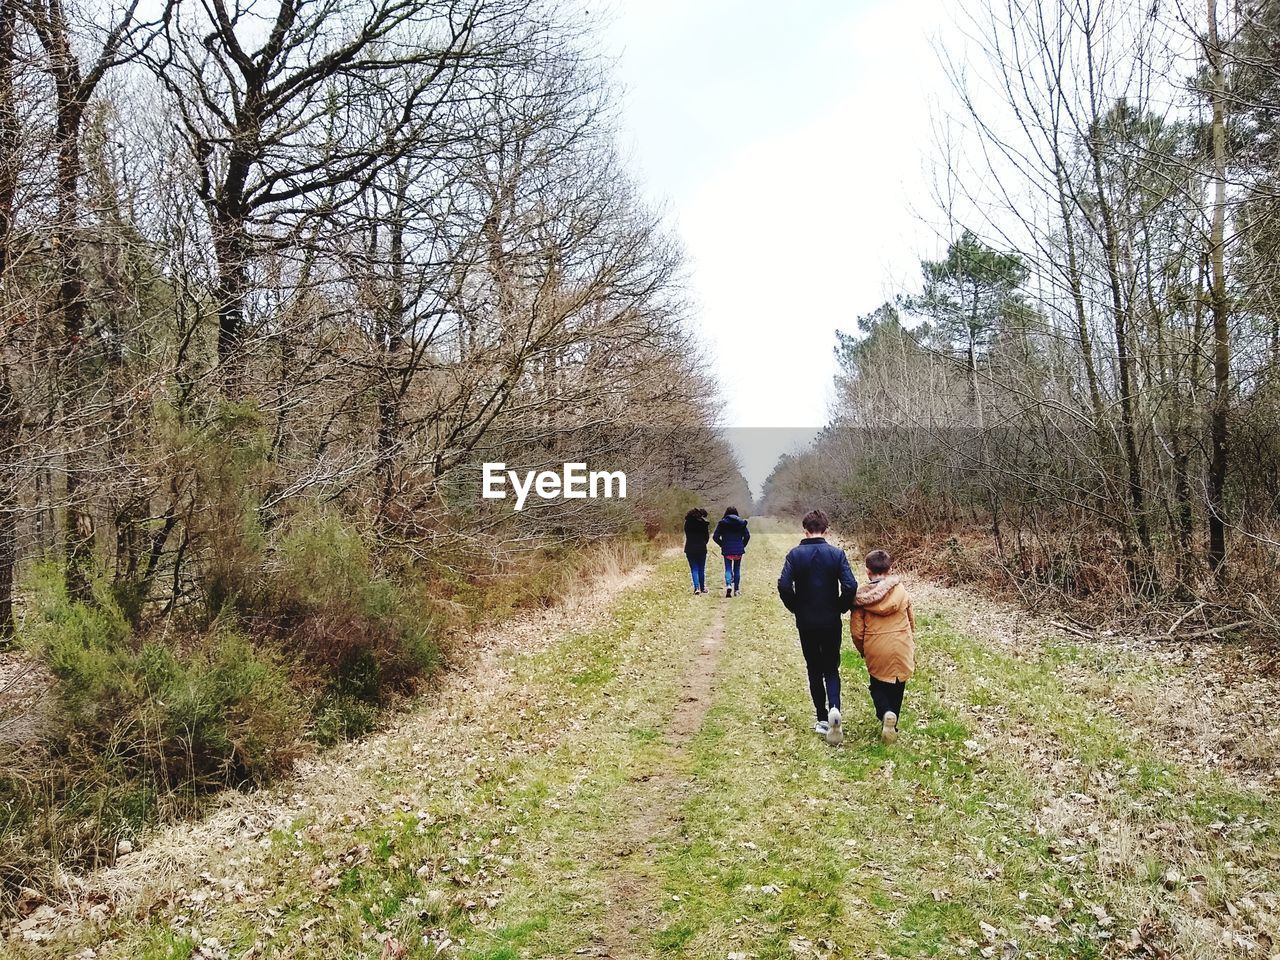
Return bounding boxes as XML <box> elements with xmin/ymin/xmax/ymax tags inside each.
<box><xmin>712</xmin><ymin>507</ymin><xmax>751</xmax><ymax>597</ymax></box>
<box><xmin>777</xmin><ymin>508</ymin><xmax>858</xmax><ymax>746</ymax></box>
<box><xmin>683</xmin><ymin>508</ymin><xmax>710</xmax><ymax>594</ymax></box>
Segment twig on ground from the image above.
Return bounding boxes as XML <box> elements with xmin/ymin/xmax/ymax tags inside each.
<box><xmin>1049</xmin><ymin>619</ymin><xmax>1098</xmax><ymax>640</ymax></box>
<box><xmin>1145</xmin><ymin>621</ymin><xmax>1251</xmax><ymax>642</ymax></box>
<box><xmin>1165</xmin><ymin>601</ymin><xmax>1206</xmax><ymax>636</ymax></box>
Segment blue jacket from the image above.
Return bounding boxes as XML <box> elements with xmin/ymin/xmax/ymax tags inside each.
<box><xmin>777</xmin><ymin>537</ymin><xmax>858</xmax><ymax>627</ymax></box>
<box><xmin>712</xmin><ymin>514</ymin><xmax>751</xmax><ymax>556</ymax></box>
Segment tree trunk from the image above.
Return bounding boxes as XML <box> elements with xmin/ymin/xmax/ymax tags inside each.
<box><xmin>0</xmin><ymin>0</ymin><xmax>15</xmax><ymax>281</ymax></box>
<box><xmin>374</xmin><ymin>171</ymin><xmax>409</xmax><ymax>525</ymax></box>
<box><xmin>0</xmin><ymin>0</ymin><xmax>18</xmax><ymax>640</ymax></box>
<box><xmin>1085</xmin><ymin>116</ymin><xmax>1153</xmax><ymax>578</ymax></box>
<box><xmin>1205</xmin><ymin>0</ymin><xmax>1231</xmax><ymax>578</ymax></box>
<box><xmin>0</xmin><ymin>370</ymin><xmax>18</xmax><ymax>643</ymax></box>
<box><xmin>38</xmin><ymin>37</ymin><xmax>95</xmax><ymax>603</ymax></box>
<box><xmin>214</xmin><ymin>219</ymin><xmax>249</xmax><ymax>396</ymax></box>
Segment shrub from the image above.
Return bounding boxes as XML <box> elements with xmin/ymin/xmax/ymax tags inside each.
<box><xmin>636</xmin><ymin>485</ymin><xmax>702</xmax><ymax>539</ymax></box>
<box><xmin>312</xmin><ymin>693</ymin><xmax>380</xmax><ymax>747</ymax></box>
<box><xmin>259</xmin><ymin>515</ymin><xmax>444</xmax><ymax>721</ymax></box>
<box><xmin>21</xmin><ymin>563</ymin><xmax>136</xmax><ymax>731</ymax></box>
<box><xmin>3</xmin><ymin>570</ymin><xmax>308</xmax><ymax>912</ymax></box>
<box><xmin>135</xmin><ymin>630</ymin><xmax>304</xmax><ymax>789</ymax></box>
<box><xmin>444</xmin><ymin>534</ymin><xmax>652</xmax><ymax>626</ymax></box>
<box><xmin>191</xmin><ymin>400</ymin><xmax>272</xmax><ymax>621</ymax></box>
<box><xmin>23</xmin><ymin>564</ymin><xmax>306</xmax><ymax>792</ymax></box>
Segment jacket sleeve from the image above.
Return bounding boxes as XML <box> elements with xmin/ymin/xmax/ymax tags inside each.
<box><xmin>742</xmin><ymin>523</ymin><xmax>751</xmax><ymax>548</ymax></box>
<box><xmin>838</xmin><ymin>552</ymin><xmax>858</xmax><ymax>612</ymax></box>
<box><xmin>851</xmin><ymin>609</ymin><xmax>867</xmax><ymax>655</ymax></box>
<box><xmin>906</xmin><ymin>595</ymin><xmax>915</xmax><ymax>634</ymax></box>
<box><xmin>777</xmin><ymin>552</ymin><xmax>797</xmax><ymax>612</ymax></box>
<box><xmin>712</xmin><ymin>521</ymin><xmax>724</xmax><ymax>547</ymax></box>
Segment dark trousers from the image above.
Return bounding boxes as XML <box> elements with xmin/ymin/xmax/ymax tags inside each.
<box><xmin>797</xmin><ymin>620</ymin><xmax>842</xmax><ymax>721</ymax></box>
<box><xmin>868</xmin><ymin>676</ymin><xmax>906</xmax><ymax>720</ymax></box>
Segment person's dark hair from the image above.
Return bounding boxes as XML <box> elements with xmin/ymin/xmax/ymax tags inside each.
<box><xmin>697</xmin><ymin>507</ymin><xmax>708</xmax><ymax>518</ymax></box>
<box><xmin>684</xmin><ymin>508</ymin><xmax>702</xmax><ymax>523</ymax></box>
<box><xmin>802</xmin><ymin>509</ymin><xmax>829</xmax><ymax>534</ymax></box>
<box><xmin>723</xmin><ymin>506</ymin><xmax>739</xmax><ymax>518</ymax></box>
<box><xmin>865</xmin><ymin>549</ymin><xmax>893</xmax><ymax>575</ymax></box>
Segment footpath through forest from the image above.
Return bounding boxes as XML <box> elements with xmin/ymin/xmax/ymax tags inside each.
<box><xmin>5</xmin><ymin>522</ymin><xmax>1279</xmax><ymax>960</ymax></box>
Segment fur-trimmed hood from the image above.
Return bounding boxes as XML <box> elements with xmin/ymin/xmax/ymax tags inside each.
<box><xmin>855</xmin><ymin>576</ymin><xmax>908</xmax><ymax>615</ymax></box>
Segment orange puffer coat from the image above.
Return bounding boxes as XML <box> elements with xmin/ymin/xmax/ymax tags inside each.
<box><xmin>850</xmin><ymin>577</ymin><xmax>915</xmax><ymax>682</ymax></box>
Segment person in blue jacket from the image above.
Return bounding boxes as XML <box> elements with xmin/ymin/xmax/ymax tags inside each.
<box><xmin>712</xmin><ymin>506</ymin><xmax>751</xmax><ymax>597</ymax></box>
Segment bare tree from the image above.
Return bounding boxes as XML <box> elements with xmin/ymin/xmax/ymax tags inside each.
<box><xmin>20</xmin><ymin>0</ymin><xmax>170</xmax><ymax>598</ymax></box>
<box><xmin>769</xmin><ymin>0</ymin><xmax>1280</xmax><ymax>620</ymax></box>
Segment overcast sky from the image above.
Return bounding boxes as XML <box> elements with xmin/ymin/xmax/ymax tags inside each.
<box><xmin>598</xmin><ymin>0</ymin><xmax>952</xmax><ymax>430</ymax></box>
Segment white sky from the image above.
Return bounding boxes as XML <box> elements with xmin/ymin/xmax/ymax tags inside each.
<box><xmin>598</xmin><ymin>0</ymin><xmax>954</xmax><ymax>436</ymax></box>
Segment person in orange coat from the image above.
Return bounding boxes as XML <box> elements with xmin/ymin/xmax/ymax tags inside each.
<box><xmin>850</xmin><ymin>548</ymin><xmax>915</xmax><ymax>744</ymax></box>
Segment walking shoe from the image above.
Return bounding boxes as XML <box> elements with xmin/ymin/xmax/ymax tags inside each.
<box><xmin>813</xmin><ymin>721</ymin><xmax>829</xmax><ymax>736</ymax></box>
<box><xmin>725</xmin><ymin>585</ymin><xmax>733</xmax><ymax>598</ymax></box>
<box><xmin>881</xmin><ymin>711</ymin><xmax>898</xmax><ymax>745</ymax></box>
<box><xmin>825</xmin><ymin>707</ymin><xmax>843</xmax><ymax>747</ymax></box>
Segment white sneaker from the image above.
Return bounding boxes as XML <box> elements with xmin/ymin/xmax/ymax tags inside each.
<box><xmin>725</xmin><ymin>586</ymin><xmax>733</xmax><ymax>598</ymax></box>
<box><xmin>881</xmin><ymin>711</ymin><xmax>898</xmax><ymax>745</ymax></box>
<box><xmin>825</xmin><ymin>707</ymin><xmax>843</xmax><ymax>746</ymax></box>
<box><xmin>813</xmin><ymin>721</ymin><xmax>829</xmax><ymax>736</ymax></box>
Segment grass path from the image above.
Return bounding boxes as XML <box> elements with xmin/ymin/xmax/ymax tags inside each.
<box><xmin>6</xmin><ymin>527</ymin><xmax>1278</xmax><ymax>959</ymax></box>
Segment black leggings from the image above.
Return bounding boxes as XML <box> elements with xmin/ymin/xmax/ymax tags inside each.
<box><xmin>798</xmin><ymin>621</ymin><xmax>842</xmax><ymax>721</ymax></box>
<box><xmin>868</xmin><ymin>676</ymin><xmax>906</xmax><ymax>720</ymax></box>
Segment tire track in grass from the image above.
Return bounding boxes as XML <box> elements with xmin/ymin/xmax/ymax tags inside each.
<box><xmin>596</xmin><ymin>604</ymin><xmax>727</xmax><ymax>959</ymax></box>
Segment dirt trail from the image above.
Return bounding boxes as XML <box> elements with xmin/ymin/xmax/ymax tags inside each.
<box><xmin>595</xmin><ymin>605</ymin><xmax>726</xmax><ymax>959</ymax></box>
<box><xmin>669</xmin><ymin>606</ymin><xmax>727</xmax><ymax>740</ymax></box>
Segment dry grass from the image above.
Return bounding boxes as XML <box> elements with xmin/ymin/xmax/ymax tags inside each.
<box><xmin>0</xmin><ymin>653</ymin><xmax>51</xmax><ymax>749</ymax></box>
<box><xmin>913</xmin><ymin>579</ymin><xmax>1280</xmax><ymax>790</ymax></box>
<box><xmin>3</xmin><ymin>547</ymin><xmax>655</xmax><ymax>949</ymax></box>
<box><xmin>917</xmin><ymin>581</ymin><xmax>1280</xmax><ymax>959</ymax></box>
